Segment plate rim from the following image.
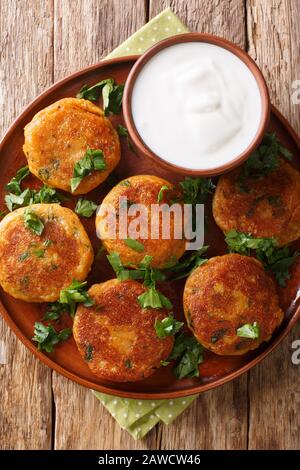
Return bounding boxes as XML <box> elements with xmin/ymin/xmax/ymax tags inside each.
<box><xmin>0</xmin><ymin>55</ymin><xmax>299</xmax><ymax>399</ymax></box>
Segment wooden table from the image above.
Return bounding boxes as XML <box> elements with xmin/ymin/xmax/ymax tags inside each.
<box><xmin>0</xmin><ymin>0</ymin><xmax>299</xmax><ymax>450</ymax></box>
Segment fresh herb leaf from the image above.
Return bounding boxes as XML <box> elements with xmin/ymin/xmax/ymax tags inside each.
<box><xmin>178</xmin><ymin>177</ymin><xmax>215</xmax><ymax>205</ymax></box>
<box><xmin>117</xmin><ymin>124</ymin><xmax>128</xmax><ymax>137</ymax></box>
<box><xmin>124</xmin><ymin>358</ymin><xmax>132</xmax><ymax>369</ymax></box>
<box><xmin>75</xmin><ymin>198</ymin><xmax>97</xmax><ymax>218</ymax></box>
<box><xmin>43</xmin><ymin>302</ymin><xmax>68</xmax><ymax>321</ymax></box>
<box><xmin>43</xmin><ymin>239</ymin><xmax>53</xmax><ymax>247</ymax></box>
<box><xmin>5</xmin><ymin>188</ymin><xmax>32</xmax><ymax>211</ymax></box>
<box><xmin>225</xmin><ymin>229</ymin><xmax>298</xmax><ymax>286</ymax></box>
<box><xmin>124</xmin><ymin>238</ymin><xmax>145</xmax><ymax>252</ymax></box>
<box><xmin>138</xmin><ymin>287</ymin><xmax>172</xmax><ymax>310</ymax></box>
<box><xmin>19</xmin><ymin>252</ymin><xmax>30</xmax><ymax>262</ymax></box>
<box><xmin>157</xmin><ymin>185</ymin><xmax>169</xmax><ymax>203</ymax></box>
<box><xmin>85</xmin><ymin>344</ymin><xmax>94</xmax><ymax>361</ymax></box>
<box><xmin>162</xmin><ymin>333</ymin><xmax>204</xmax><ymax>379</ymax></box>
<box><xmin>59</xmin><ymin>279</ymin><xmax>94</xmax><ymax>318</ymax></box>
<box><xmin>33</xmin><ymin>248</ymin><xmax>45</xmax><ymax>258</ymax></box>
<box><xmin>71</xmin><ymin>148</ymin><xmax>106</xmax><ymax>192</ymax></box>
<box><xmin>77</xmin><ymin>78</ymin><xmax>124</xmax><ymax>115</ymax></box>
<box><xmin>24</xmin><ymin>207</ymin><xmax>44</xmax><ymax>236</ymax></box>
<box><xmin>167</xmin><ymin>246</ymin><xmax>209</xmax><ymax>280</ymax></box>
<box><xmin>238</xmin><ymin>133</ymin><xmax>292</xmax><ymax>191</ymax></box>
<box><xmin>32</xmin><ymin>322</ymin><xmax>72</xmax><ymax>352</ymax></box>
<box><xmin>155</xmin><ymin>314</ymin><xmax>184</xmax><ymax>338</ymax></box>
<box><xmin>0</xmin><ymin>210</ymin><xmax>7</xmax><ymax>219</ymax></box>
<box><xmin>6</xmin><ymin>166</ymin><xmax>30</xmax><ymax>194</ymax></box>
<box><xmin>237</xmin><ymin>322</ymin><xmax>260</xmax><ymax>339</ymax></box>
<box><xmin>119</xmin><ymin>179</ymin><xmax>131</xmax><ymax>187</ymax></box>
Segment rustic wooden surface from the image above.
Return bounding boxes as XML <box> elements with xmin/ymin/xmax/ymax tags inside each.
<box><xmin>0</xmin><ymin>0</ymin><xmax>299</xmax><ymax>450</ymax></box>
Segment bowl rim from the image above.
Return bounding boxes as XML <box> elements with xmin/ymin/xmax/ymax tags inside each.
<box><xmin>0</xmin><ymin>54</ymin><xmax>299</xmax><ymax>399</ymax></box>
<box><xmin>123</xmin><ymin>32</ymin><xmax>271</xmax><ymax>177</ymax></box>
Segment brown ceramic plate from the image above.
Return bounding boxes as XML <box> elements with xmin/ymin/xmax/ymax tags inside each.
<box><xmin>0</xmin><ymin>55</ymin><xmax>299</xmax><ymax>399</ymax></box>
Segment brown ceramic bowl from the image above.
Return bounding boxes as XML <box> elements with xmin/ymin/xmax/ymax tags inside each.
<box><xmin>123</xmin><ymin>33</ymin><xmax>271</xmax><ymax>177</ymax></box>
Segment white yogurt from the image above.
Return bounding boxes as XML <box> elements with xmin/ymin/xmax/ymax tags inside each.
<box><xmin>131</xmin><ymin>42</ymin><xmax>262</xmax><ymax>170</ymax></box>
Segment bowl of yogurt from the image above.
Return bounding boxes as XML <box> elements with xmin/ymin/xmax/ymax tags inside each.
<box><xmin>123</xmin><ymin>33</ymin><xmax>270</xmax><ymax>176</ymax></box>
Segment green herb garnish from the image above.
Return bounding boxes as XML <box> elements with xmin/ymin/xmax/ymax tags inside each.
<box><xmin>32</xmin><ymin>322</ymin><xmax>72</xmax><ymax>352</ymax></box>
<box><xmin>77</xmin><ymin>78</ymin><xmax>124</xmax><ymax>115</ymax></box>
<box><xmin>5</xmin><ymin>184</ymin><xmax>65</xmax><ymax>212</ymax></box>
<box><xmin>124</xmin><ymin>358</ymin><xmax>132</xmax><ymax>369</ymax></box>
<box><xmin>155</xmin><ymin>315</ymin><xmax>184</xmax><ymax>338</ymax></box>
<box><xmin>71</xmin><ymin>148</ymin><xmax>106</xmax><ymax>192</ymax></box>
<box><xmin>157</xmin><ymin>185</ymin><xmax>170</xmax><ymax>203</ymax></box>
<box><xmin>75</xmin><ymin>198</ymin><xmax>97</xmax><ymax>218</ymax></box>
<box><xmin>225</xmin><ymin>229</ymin><xmax>298</xmax><ymax>287</ymax></box>
<box><xmin>178</xmin><ymin>177</ymin><xmax>215</xmax><ymax>205</ymax></box>
<box><xmin>124</xmin><ymin>238</ymin><xmax>145</xmax><ymax>252</ymax></box>
<box><xmin>59</xmin><ymin>279</ymin><xmax>94</xmax><ymax>318</ymax></box>
<box><xmin>167</xmin><ymin>246</ymin><xmax>208</xmax><ymax>280</ymax></box>
<box><xmin>237</xmin><ymin>133</ymin><xmax>292</xmax><ymax>191</ymax></box>
<box><xmin>162</xmin><ymin>333</ymin><xmax>204</xmax><ymax>379</ymax></box>
<box><xmin>117</xmin><ymin>125</ymin><xmax>129</xmax><ymax>137</ymax></box>
<box><xmin>85</xmin><ymin>344</ymin><xmax>94</xmax><ymax>361</ymax></box>
<box><xmin>6</xmin><ymin>165</ymin><xmax>30</xmax><ymax>194</ymax></box>
<box><xmin>43</xmin><ymin>302</ymin><xmax>68</xmax><ymax>321</ymax></box>
<box><xmin>24</xmin><ymin>207</ymin><xmax>44</xmax><ymax>236</ymax></box>
<box><xmin>237</xmin><ymin>322</ymin><xmax>260</xmax><ymax>339</ymax></box>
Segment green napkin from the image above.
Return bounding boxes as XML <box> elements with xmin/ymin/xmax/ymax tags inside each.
<box><xmin>93</xmin><ymin>8</ymin><xmax>197</xmax><ymax>440</ymax></box>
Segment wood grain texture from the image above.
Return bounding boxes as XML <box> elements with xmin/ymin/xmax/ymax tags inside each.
<box><xmin>247</xmin><ymin>0</ymin><xmax>300</xmax><ymax>450</ymax></box>
<box><xmin>0</xmin><ymin>0</ymin><xmax>53</xmax><ymax>450</ymax></box>
<box><xmin>150</xmin><ymin>0</ymin><xmax>246</xmax><ymax>48</ymax></box>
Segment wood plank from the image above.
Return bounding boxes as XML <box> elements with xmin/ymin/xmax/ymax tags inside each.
<box><xmin>52</xmin><ymin>0</ymin><xmax>149</xmax><ymax>450</ymax></box>
<box><xmin>149</xmin><ymin>0</ymin><xmax>248</xmax><ymax>450</ymax></box>
<box><xmin>0</xmin><ymin>0</ymin><xmax>54</xmax><ymax>450</ymax></box>
<box><xmin>247</xmin><ymin>0</ymin><xmax>300</xmax><ymax>449</ymax></box>
<box><xmin>150</xmin><ymin>0</ymin><xmax>246</xmax><ymax>48</ymax></box>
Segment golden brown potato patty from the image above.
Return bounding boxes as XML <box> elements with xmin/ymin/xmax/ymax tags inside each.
<box><xmin>0</xmin><ymin>204</ymin><xmax>93</xmax><ymax>302</ymax></box>
<box><xmin>212</xmin><ymin>160</ymin><xmax>300</xmax><ymax>246</ymax></box>
<box><xmin>73</xmin><ymin>279</ymin><xmax>174</xmax><ymax>382</ymax></box>
<box><xmin>96</xmin><ymin>175</ymin><xmax>186</xmax><ymax>268</ymax></box>
<box><xmin>23</xmin><ymin>98</ymin><xmax>120</xmax><ymax>194</ymax></box>
<box><xmin>183</xmin><ymin>254</ymin><xmax>283</xmax><ymax>355</ymax></box>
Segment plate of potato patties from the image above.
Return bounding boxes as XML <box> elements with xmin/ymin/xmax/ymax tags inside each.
<box><xmin>0</xmin><ymin>56</ymin><xmax>299</xmax><ymax>399</ymax></box>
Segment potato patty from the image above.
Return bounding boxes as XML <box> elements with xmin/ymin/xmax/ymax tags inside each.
<box><xmin>212</xmin><ymin>160</ymin><xmax>300</xmax><ymax>246</ymax></box>
<box><xmin>183</xmin><ymin>254</ymin><xmax>283</xmax><ymax>355</ymax></box>
<box><xmin>73</xmin><ymin>279</ymin><xmax>174</xmax><ymax>382</ymax></box>
<box><xmin>0</xmin><ymin>204</ymin><xmax>93</xmax><ymax>302</ymax></box>
<box><xmin>23</xmin><ymin>98</ymin><xmax>120</xmax><ymax>194</ymax></box>
<box><xmin>96</xmin><ymin>175</ymin><xmax>186</xmax><ymax>268</ymax></box>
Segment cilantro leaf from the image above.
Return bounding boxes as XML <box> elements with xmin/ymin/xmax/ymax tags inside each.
<box><xmin>155</xmin><ymin>315</ymin><xmax>184</xmax><ymax>338</ymax></box>
<box><xmin>237</xmin><ymin>322</ymin><xmax>260</xmax><ymax>339</ymax></box>
<box><xmin>238</xmin><ymin>133</ymin><xmax>293</xmax><ymax>191</ymax></box>
<box><xmin>167</xmin><ymin>246</ymin><xmax>209</xmax><ymax>280</ymax></box>
<box><xmin>59</xmin><ymin>279</ymin><xmax>94</xmax><ymax>318</ymax></box>
<box><xmin>75</xmin><ymin>198</ymin><xmax>97</xmax><ymax>218</ymax></box>
<box><xmin>76</xmin><ymin>78</ymin><xmax>124</xmax><ymax>115</ymax></box>
<box><xmin>178</xmin><ymin>177</ymin><xmax>215</xmax><ymax>205</ymax></box>
<box><xmin>6</xmin><ymin>165</ymin><xmax>30</xmax><ymax>194</ymax></box>
<box><xmin>225</xmin><ymin>230</ymin><xmax>298</xmax><ymax>287</ymax></box>
<box><xmin>24</xmin><ymin>207</ymin><xmax>44</xmax><ymax>236</ymax></box>
<box><xmin>32</xmin><ymin>322</ymin><xmax>72</xmax><ymax>352</ymax></box>
<box><xmin>117</xmin><ymin>125</ymin><xmax>129</xmax><ymax>137</ymax></box>
<box><xmin>162</xmin><ymin>333</ymin><xmax>204</xmax><ymax>379</ymax></box>
<box><xmin>71</xmin><ymin>148</ymin><xmax>106</xmax><ymax>192</ymax></box>
<box><xmin>157</xmin><ymin>185</ymin><xmax>170</xmax><ymax>203</ymax></box>
<box><xmin>124</xmin><ymin>238</ymin><xmax>145</xmax><ymax>252</ymax></box>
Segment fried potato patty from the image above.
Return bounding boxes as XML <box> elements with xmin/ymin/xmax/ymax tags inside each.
<box><xmin>96</xmin><ymin>175</ymin><xmax>186</xmax><ymax>268</ymax></box>
<box><xmin>73</xmin><ymin>279</ymin><xmax>174</xmax><ymax>382</ymax></box>
<box><xmin>23</xmin><ymin>98</ymin><xmax>120</xmax><ymax>194</ymax></box>
<box><xmin>213</xmin><ymin>160</ymin><xmax>300</xmax><ymax>246</ymax></box>
<box><xmin>183</xmin><ymin>254</ymin><xmax>283</xmax><ymax>355</ymax></box>
<box><xmin>0</xmin><ymin>204</ymin><xmax>93</xmax><ymax>302</ymax></box>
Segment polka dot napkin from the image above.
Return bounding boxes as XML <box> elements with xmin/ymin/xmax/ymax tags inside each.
<box><xmin>93</xmin><ymin>8</ymin><xmax>197</xmax><ymax>440</ymax></box>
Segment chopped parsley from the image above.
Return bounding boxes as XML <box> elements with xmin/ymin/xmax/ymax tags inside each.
<box><xmin>167</xmin><ymin>246</ymin><xmax>209</xmax><ymax>280</ymax></box>
<box><xmin>77</xmin><ymin>78</ymin><xmax>124</xmax><ymax>115</ymax></box>
<box><xmin>162</xmin><ymin>333</ymin><xmax>204</xmax><ymax>379</ymax></box>
<box><xmin>237</xmin><ymin>133</ymin><xmax>292</xmax><ymax>191</ymax></box>
<box><xmin>32</xmin><ymin>322</ymin><xmax>72</xmax><ymax>353</ymax></box>
<box><xmin>225</xmin><ymin>229</ymin><xmax>299</xmax><ymax>287</ymax></box>
<box><xmin>124</xmin><ymin>238</ymin><xmax>145</xmax><ymax>252</ymax></box>
<box><xmin>6</xmin><ymin>165</ymin><xmax>30</xmax><ymax>194</ymax></box>
<box><xmin>85</xmin><ymin>344</ymin><xmax>94</xmax><ymax>361</ymax></box>
<box><xmin>155</xmin><ymin>315</ymin><xmax>184</xmax><ymax>338</ymax></box>
<box><xmin>157</xmin><ymin>185</ymin><xmax>170</xmax><ymax>203</ymax></box>
<box><xmin>71</xmin><ymin>148</ymin><xmax>106</xmax><ymax>193</ymax></box>
<box><xmin>75</xmin><ymin>198</ymin><xmax>97</xmax><ymax>218</ymax></box>
<box><xmin>59</xmin><ymin>279</ymin><xmax>94</xmax><ymax>318</ymax></box>
<box><xmin>24</xmin><ymin>207</ymin><xmax>44</xmax><ymax>236</ymax></box>
<box><xmin>237</xmin><ymin>322</ymin><xmax>260</xmax><ymax>339</ymax></box>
